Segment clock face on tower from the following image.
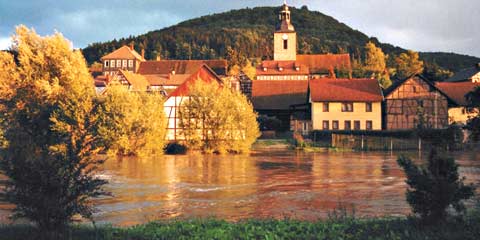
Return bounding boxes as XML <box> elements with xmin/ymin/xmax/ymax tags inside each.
<box><xmin>282</xmin><ymin>34</ymin><xmax>288</xmax><ymax>40</ymax></box>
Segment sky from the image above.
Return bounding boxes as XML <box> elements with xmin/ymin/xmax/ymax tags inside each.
<box><xmin>0</xmin><ymin>0</ymin><xmax>479</xmax><ymax>57</ymax></box>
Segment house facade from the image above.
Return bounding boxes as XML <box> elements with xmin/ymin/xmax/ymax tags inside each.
<box><xmin>310</xmin><ymin>78</ymin><xmax>383</xmax><ymax>131</ymax></box>
<box><xmin>436</xmin><ymin>81</ymin><xmax>479</xmax><ymax>125</ymax></box>
<box><xmin>384</xmin><ymin>75</ymin><xmax>450</xmax><ymax>130</ymax></box>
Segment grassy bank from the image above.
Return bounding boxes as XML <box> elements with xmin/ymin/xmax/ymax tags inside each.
<box><xmin>1</xmin><ymin>212</ymin><xmax>480</xmax><ymax>240</ymax></box>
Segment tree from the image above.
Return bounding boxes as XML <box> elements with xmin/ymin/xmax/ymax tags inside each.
<box><xmin>394</xmin><ymin>50</ymin><xmax>424</xmax><ymax>79</ymax></box>
<box><xmin>397</xmin><ymin>149</ymin><xmax>475</xmax><ymax>224</ymax></box>
<box><xmin>0</xmin><ymin>26</ymin><xmax>108</xmax><ymax>234</ymax></box>
<box><xmin>178</xmin><ymin>80</ymin><xmax>260</xmax><ymax>153</ymax></box>
<box><xmin>95</xmin><ymin>81</ymin><xmax>167</xmax><ymax>157</ymax></box>
<box><xmin>363</xmin><ymin>42</ymin><xmax>392</xmax><ymax>89</ymax></box>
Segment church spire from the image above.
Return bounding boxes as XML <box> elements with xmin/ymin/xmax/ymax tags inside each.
<box><xmin>276</xmin><ymin>1</ymin><xmax>295</xmax><ymax>32</ymax></box>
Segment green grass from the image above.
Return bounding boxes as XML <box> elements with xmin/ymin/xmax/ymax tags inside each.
<box><xmin>253</xmin><ymin>139</ymin><xmax>290</xmax><ymax>147</ymax></box>
<box><xmin>1</xmin><ymin>213</ymin><xmax>480</xmax><ymax>240</ymax></box>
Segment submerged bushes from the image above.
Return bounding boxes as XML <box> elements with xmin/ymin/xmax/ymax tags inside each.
<box><xmin>178</xmin><ymin>80</ymin><xmax>260</xmax><ymax>154</ymax></box>
<box><xmin>95</xmin><ymin>82</ymin><xmax>167</xmax><ymax>157</ymax></box>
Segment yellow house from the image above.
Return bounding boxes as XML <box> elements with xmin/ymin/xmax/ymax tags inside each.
<box><xmin>310</xmin><ymin>78</ymin><xmax>383</xmax><ymax>131</ymax></box>
<box><xmin>436</xmin><ymin>81</ymin><xmax>479</xmax><ymax>125</ymax></box>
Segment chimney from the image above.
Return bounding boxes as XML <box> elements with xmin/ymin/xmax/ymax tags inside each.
<box><xmin>141</xmin><ymin>49</ymin><xmax>145</xmax><ymax>59</ymax></box>
<box><xmin>129</xmin><ymin>42</ymin><xmax>134</xmax><ymax>51</ymax></box>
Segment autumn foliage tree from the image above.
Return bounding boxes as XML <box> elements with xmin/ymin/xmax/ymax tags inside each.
<box><xmin>394</xmin><ymin>50</ymin><xmax>424</xmax><ymax>79</ymax></box>
<box><xmin>95</xmin><ymin>81</ymin><xmax>167</xmax><ymax>157</ymax></box>
<box><xmin>179</xmin><ymin>80</ymin><xmax>260</xmax><ymax>153</ymax></box>
<box><xmin>363</xmin><ymin>42</ymin><xmax>392</xmax><ymax>89</ymax></box>
<box><xmin>0</xmin><ymin>26</ymin><xmax>107</xmax><ymax>233</ymax></box>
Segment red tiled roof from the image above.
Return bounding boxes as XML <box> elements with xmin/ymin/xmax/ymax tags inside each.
<box><xmin>296</xmin><ymin>54</ymin><xmax>351</xmax><ymax>74</ymax></box>
<box><xmin>94</xmin><ymin>75</ymin><xmax>109</xmax><ymax>87</ymax></box>
<box><xmin>143</xmin><ymin>74</ymin><xmax>191</xmax><ymax>86</ymax></box>
<box><xmin>251</xmin><ymin>80</ymin><xmax>309</xmax><ymax>110</ymax></box>
<box><xmin>435</xmin><ymin>81</ymin><xmax>479</xmax><ymax>106</ymax></box>
<box><xmin>168</xmin><ymin>65</ymin><xmax>223</xmax><ymax>97</ymax></box>
<box><xmin>310</xmin><ymin>78</ymin><xmax>383</xmax><ymax>102</ymax></box>
<box><xmin>101</xmin><ymin>46</ymin><xmax>145</xmax><ymax>61</ymax></box>
<box><xmin>138</xmin><ymin>60</ymin><xmax>227</xmax><ymax>75</ymax></box>
<box><xmin>256</xmin><ymin>61</ymin><xmax>309</xmax><ymax>75</ymax></box>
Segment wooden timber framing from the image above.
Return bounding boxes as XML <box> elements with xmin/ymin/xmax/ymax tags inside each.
<box><xmin>384</xmin><ymin>75</ymin><xmax>450</xmax><ymax>130</ymax></box>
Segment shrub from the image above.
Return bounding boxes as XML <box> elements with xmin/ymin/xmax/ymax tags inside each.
<box><xmin>397</xmin><ymin>149</ymin><xmax>475</xmax><ymax>223</ymax></box>
<box><xmin>0</xmin><ymin>26</ymin><xmax>108</xmax><ymax>234</ymax></box>
<box><xmin>178</xmin><ymin>80</ymin><xmax>260</xmax><ymax>153</ymax></box>
<box><xmin>165</xmin><ymin>142</ymin><xmax>188</xmax><ymax>155</ymax></box>
<box><xmin>95</xmin><ymin>82</ymin><xmax>167</xmax><ymax>157</ymax></box>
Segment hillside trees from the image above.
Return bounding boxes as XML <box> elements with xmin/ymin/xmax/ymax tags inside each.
<box><xmin>0</xmin><ymin>26</ymin><xmax>107</xmax><ymax>233</ymax></box>
<box><xmin>466</xmin><ymin>86</ymin><xmax>480</xmax><ymax>141</ymax></box>
<box><xmin>178</xmin><ymin>81</ymin><xmax>260</xmax><ymax>153</ymax></box>
<box><xmin>95</xmin><ymin>81</ymin><xmax>167</xmax><ymax>157</ymax></box>
<box><xmin>394</xmin><ymin>50</ymin><xmax>424</xmax><ymax>79</ymax></box>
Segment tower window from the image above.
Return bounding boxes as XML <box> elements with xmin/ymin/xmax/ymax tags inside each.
<box><xmin>283</xmin><ymin>39</ymin><xmax>288</xmax><ymax>49</ymax></box>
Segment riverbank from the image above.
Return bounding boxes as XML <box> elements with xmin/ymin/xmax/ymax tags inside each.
<box><xmin>1</xmin><ymin>212</ymin><xmax>480</xmax><ymax>240</ymax></box>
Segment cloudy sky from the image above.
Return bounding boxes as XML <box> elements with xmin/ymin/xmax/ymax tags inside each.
<box><xmin>0</xmin><ymin>0</ymin><xmax>479</xmax><ymax>57</ymax></box>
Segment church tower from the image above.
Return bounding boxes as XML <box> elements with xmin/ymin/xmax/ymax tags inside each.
<box><xmin>273</xmin><ymin>1</ymin><xmax>297</xmax><ymax>61</ymax></box>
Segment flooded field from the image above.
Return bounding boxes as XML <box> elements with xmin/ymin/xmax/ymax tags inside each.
<box><xmin>1</xmin><ymin>150</ymin><xmax>479</xmax><ymax>226</ymax></box>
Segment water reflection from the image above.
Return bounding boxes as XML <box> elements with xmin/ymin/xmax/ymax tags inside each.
<box><xmin>1</xmin><ymin>150</ymin><xmax>479</xmax><ymax>226</ymax></box>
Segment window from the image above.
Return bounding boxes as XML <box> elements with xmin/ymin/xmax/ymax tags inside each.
<box><xmin>341</xmin><ymin>102</ymin><xmax>354</xmax><ymax>112</ymax></box>
<box><xmin>366</xmin><ymin>102</ymin><xmax>372</xmax><ymax>112</ymax></box>
<box><xmin>116</xmin><ymin>60</ymin><xmax>121</xmax><ymax>67</ymax></box>
<box><xmin>332</xmin><ymin>121</ymin><xmax>339</xmax><ymax>130</ymax></box>
<box><xmin>366</xmin><ymin>121</ymin><xmax>373</xmax><ymax>130</ymax></box>
<box><xmin>122</xmin><ymin>60</ymin><xmax>127</xmax><ymax>68</ymax></box>
<box><xmin>323</xmin><ymin>102</ymin><xmax>329</xmax><ymax>112</ymax></box>
<box><xmin>104</xmin><ymin>61</ymin><xmax>109</xmax><ymax>68</ymax></box>
<box><xmin>344</xmin><ymin>121</ymin><xmax>351</xmax><ymax>130</ymax></box>
<box><xmin>110</xmin><ymin>60</ymin><xmax>115</xmax><ymax>68</ymax></box>
<box><xmin>413</xmin><ymin>86</ymin><xmax>417</xmax><ymax>93</ymax></box>
<box><xmin>322</xmin><ymin>120</ymin><xmax>329</xmax><ymax>130</ymax></box>
<box><xmin>354</xmin><ymin>121</ymin><xmax>360</xmax><ymax>130</ymax></box>
<box><xmin>283</xmin><ymin>39</ymin><xmax>288</xmax><ymax>50</ymax></box>
<box><xmin>128</xmin><ymin>60</ymin><xmax>134</xmax><ymax>68</ymax></box>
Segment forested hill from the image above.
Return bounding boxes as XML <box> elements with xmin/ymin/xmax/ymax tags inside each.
<box><xmin>82</xmin><ymin>6</ymin><xmax>479</xmax><ymax>72</ymax></box>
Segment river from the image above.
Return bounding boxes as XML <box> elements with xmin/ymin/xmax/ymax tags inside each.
<box><xmin>1</xmin><ymin>150</ymin><xmax>479</xmax><ymax>226</ymax></box>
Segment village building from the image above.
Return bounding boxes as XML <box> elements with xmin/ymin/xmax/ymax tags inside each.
<box><xmin>251</xmin><ymin>2</ymin><xmax>352</xmax><ymax>131</ymax></box>
<box><xmin>383</xmin><ymin>75</ymin><xmax>451</xmax><ymax>130</ymax></box>
<box><xmin>445</xmin><ymin>63</ymin><xmax>480</xmax><ymax>83</ymax></box>
<box><xmin>435</xmin><ymin>81</ymin><xmax>479</xmax><ymax>125</ymax></box>
<box><xmin>310</xmin><ymin>78</ymin><xmax>383</xmax><ymax>131</ymax></box>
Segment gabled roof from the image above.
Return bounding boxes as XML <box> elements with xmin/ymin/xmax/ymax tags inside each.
<box><xmin>251</xmin><ymin>80</ymin><xmax>309</xmax><ymax>110</ymax></box>
<box><xmin>296</xmin><ymin>54</ymin><xmax>351</xmax><ymax>74</ymax></box>
<box><xmin>143</xmin><ymin>74</ymin><xmax>191</xmax><ymax>86</ymax></box>
<box><xmin>310</xmin><ymin>78</ymin><xmax>383</xmax><ymax>102</ymax></box>
<box><xmin>446</xmin><ymin>64</ymin><xmax>480</xmax><ymax>82</ymax></box>
<box><xmin>168</xmin><ymin>64</ymin><xmax>223</xmax><ymax>97</ymax></box>
<box><xmin>101</xmin><ymin>46</ymin><xmax>145</xmax><ymax>61</ymax></box>
<box><xmin>257</xmin><ymin>60</ymin><xmax>309</xmax><ymax>75</ymax></box>
<box><xmin>138</xmin><ymin>60</ymin><xmax>227</xmax><ymax>76</ymax></box>
<box><xmin>383</xmin><ymin>74</ymin><xmax>457</xmax><ymax>104</ymax></box>
<box><xmin>119</xmin><ymin>70</ymin><xmax>150</xmax><ymax>91</ymax></box>
<box><xmin>435</xmin><ymin>82</ymin><xmax>479</xmax><ymax>106</ymax></box>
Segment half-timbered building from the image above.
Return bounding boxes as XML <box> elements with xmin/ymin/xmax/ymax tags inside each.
<box><xmin>384</xmin><ymin>75</ymin><xmax>450</xmax><ymax>130</ymax></box>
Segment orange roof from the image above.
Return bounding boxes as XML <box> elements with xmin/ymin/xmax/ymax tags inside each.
<box><xmin>435</xmin><ymin>81</ymin><xmax>479</xmax><ymax>106</ymax></box>
<box><xmin>101</xmin><ymin>46</ymin><xmax>145</xmax><ymax>61</ymax></box>
<box><xmin>119</xmin><ymin>70</ymin><xmax>150</xmax><ymax>91</ymax></box>
<box><xmin>296</xmin><ymin>54</ymin><xmax>351</xmax><ymax>74</ymax></box>
<box><xmin>256</xmin><ymin>61</ymin><xmax>309</xmax><ymax>75</ymax></box>
<box><xmin>143</xmin><ymin>74</ymin><xmax>191</xmax><ymax>86</ymax></box>
<box><xmin>168</xmin><ymin>65</ymin><xmax>223</xmax><ymax>97</ymax></box>
<box><xmin>310</xmin><ymin>78</ymin><xmax>383</xmax><ymax>102</ymax></box>
<box><xmin>251</xmin><ymin>80</ymin><xmax>309</xmax><ymax>110</ymax></box>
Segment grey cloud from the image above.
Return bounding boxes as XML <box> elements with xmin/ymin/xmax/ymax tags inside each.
<box><xmin>0</xmin><ymin>0</ymin><xmax>478</xmax><ymax>57</ymax></box>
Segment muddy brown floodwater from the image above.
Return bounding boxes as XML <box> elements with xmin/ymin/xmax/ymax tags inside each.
<box><xmin>1</xmin><ymin>150</ymin><xmax>479</xmax><ymax>226</ymax></box>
